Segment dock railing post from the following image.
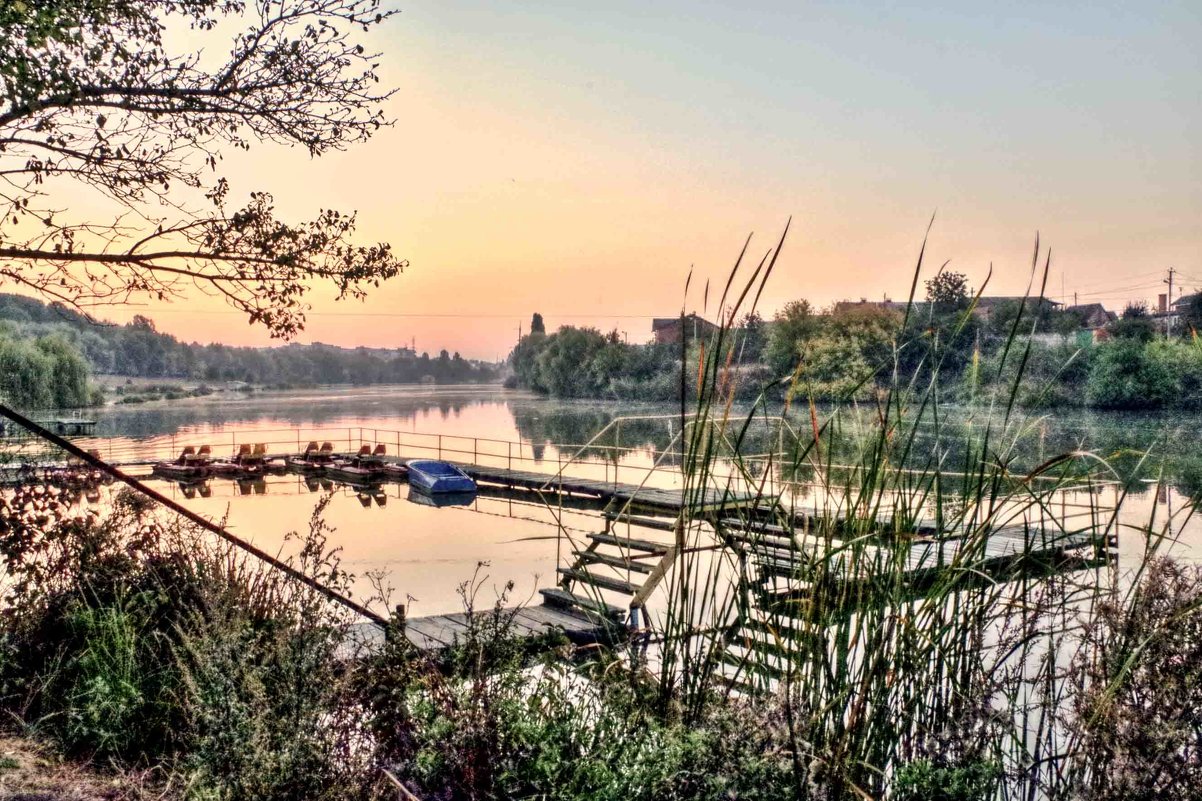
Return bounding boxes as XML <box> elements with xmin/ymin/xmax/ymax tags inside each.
<box><xmin>615</xmin><ymin>423</ymin><xmax>620</xmax><ymax>487</ymax></box>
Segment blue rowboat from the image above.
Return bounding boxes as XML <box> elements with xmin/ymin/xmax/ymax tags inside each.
<box><xmin>405</xmin><ymin>459</ymin><xmax>477</xmax><ymax>494</ymax></box>
<box><xmin>406</xmin><ymin>487</ymin><xmax>476</xmax><ymax>508</ymax></box>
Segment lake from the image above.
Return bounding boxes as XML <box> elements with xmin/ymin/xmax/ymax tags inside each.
<box><xmin>59</xmin><ymin>385</ymin><xmax>1202</xmax><ymax>617</ymax></box>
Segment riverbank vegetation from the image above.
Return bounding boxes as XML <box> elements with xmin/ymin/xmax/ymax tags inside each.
<box><xmin>508</xmin><ymin>279</ymin><xmax>1202</xmax><ymax>411</ymax></box>
<box><xmin>0</xmin><ymin>328</ymin><xmax>101</xmax><ymax>409</ymax></box>
<box><xmin>2</xmin><ymin>234</ymin><xmax>1200</xmax><ymax>799</ymax></box>
<box><xmin>3</xmin><ymin>473</ymin><xmax>1199</xmax><ymax>800</ymax></box>
<box><xmin>0</xmin><ymin>294</ymin><xmax>499</xmax><ymax>393</ymax></box>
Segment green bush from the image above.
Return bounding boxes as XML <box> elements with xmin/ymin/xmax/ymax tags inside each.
<box><xmin>892</xmin><ymin>758</ymin><xmax>1000</xmax><ymax>801</ymax></box>
<box><xmin>0</xmin><ymin>487</ymin><xmax>371</xmax><ymax>798</ymax></box>
<box><xmin>1086</xmin><ymin>340</ymin><xmax>1180</xmax><ymax>409</ymax></box>
<box><xmin>978</xmin><ymin>336</ymin><xmax>1092</xmax><ymax>408</ymax></box>
<box><xmin>61</xmin><ymin>602</ymin><xmax>151</xmax><ymax>758</ymax></box>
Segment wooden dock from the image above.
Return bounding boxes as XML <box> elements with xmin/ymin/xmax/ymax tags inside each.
<box><xmin>0</xmin><ymin>417</ymin><xmax>96</xmax><ymax>438</ymax></box>
<box><xmin>343</xmin><ymin>595</ymin><xmax>624</xmax><ymax>657</ymax></box>
<box><xmin>459</xmin><ymin>464</ymin><xmax>761</xmax><ymax>514</ymax></box>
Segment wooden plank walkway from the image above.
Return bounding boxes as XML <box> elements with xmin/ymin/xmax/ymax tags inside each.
<box><xmin>726</xmin><ymin>517</ymin><xmax>1106</xmax><ymax>585</ymax></box>
<box><xmin>341</xmin><ymin>603</ymin><xmax>621</xmax><ymax>658</ymax></box>
<box><xmin>458</xmin><ymin>464</ymin><xmax>761</xmax><ymax>514</ymax></box>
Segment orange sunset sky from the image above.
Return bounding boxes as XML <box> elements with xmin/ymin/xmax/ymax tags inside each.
<box><xmin>94</xmin><ymin>2</ymin><xmax>1202</xmax><ymax>359</ymax></box>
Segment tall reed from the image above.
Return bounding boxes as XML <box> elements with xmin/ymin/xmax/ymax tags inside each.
<box><xmin>648</xmin><ymin>228</ymin><xmax>1183</xmax><ymax>799</ymax></box>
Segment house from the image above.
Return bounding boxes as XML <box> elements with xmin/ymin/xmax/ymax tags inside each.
<box><xmin>1064</xmin><ymin>303</ymin><xmax>1116</xmax><ymax>330</ymax></box>
<box><xmin>651</xmin><ymin>313</ymin><xmax>718</xmax><ymax>345</ymax></box>
<box><xmin>833</xmin><ymin>296</ymin><xmax>1061</xmax><ymax>322</ymax></box>
<box><xmin>833</xmin><ymin>298</ymin><xmax>914</xmax><ymax>315</ymax></box>
<box><xmin>970</xmin><ymin>297</ymin><xmax>1060</xmax><ymax>323</ymax></box>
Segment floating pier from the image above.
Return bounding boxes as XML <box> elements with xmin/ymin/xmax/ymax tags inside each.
<box><xmin>1</xmin><ymin>421</ymin><xmax>1119</xmax><ymax>657</ymax></box>
<box><xmin>458</xmin><ymin>463</ymin><xmax>762</xmax><ymax>514</ymax></box>
<box><xmin>344</xmin><ymin>593</ymin><xmax>624</xmax><ymax>658</ymax></box>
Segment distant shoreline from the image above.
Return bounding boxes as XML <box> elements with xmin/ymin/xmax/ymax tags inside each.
<box><xmin>91</xmin><ymin>377</ymin><xmax>508</xmax><ymax>409</ymax></box>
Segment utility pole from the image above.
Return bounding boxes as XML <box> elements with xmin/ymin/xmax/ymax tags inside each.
<box><xmin>1165</xmin><ymin>267</ymin><xmax>1176</xmax><ymax>336</ymax></box>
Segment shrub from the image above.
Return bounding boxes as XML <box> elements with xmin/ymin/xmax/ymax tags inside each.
<box><xmin>1086</xmin><ymin>340</ymin><xmax>1180</xmax><ymax>409</ymax></box>
<box><xmin>892</xmin><ymin>759</ymin><xmax>1001</xmax><ymax>801</ymax></box>
<box><xmin>0</xmin><ymin>486</ymin><xmax>373</xmax><ymax>798</ymax></box>
<box><xmin>1071</xmin><ymin>558</ymin><xmax>1202</xmax><ymax>799</ymax></box>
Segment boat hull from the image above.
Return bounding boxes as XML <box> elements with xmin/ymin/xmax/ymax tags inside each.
<box><xmin>405</xmin><ymin>460</ymin><xmax>477</xmax><ymax>494</ymax></box>
<box><xmin>153</xmin><ymin>463</ymin><xmax>209</xmax><ymax>481</ymax></box>
<box><xmin>286</xmin><ymin>456</ymin><xmax>332</xmax><ymax>473</ymax></box>
<box><xmin>326</xmin><ymin>464</ymin><xmax>384</xmax><ymax>483</ymax></box>
<box><xmin>407</xmin><ymin>486</ymin><xmax>476</xmax><ymax>507</ymax></box>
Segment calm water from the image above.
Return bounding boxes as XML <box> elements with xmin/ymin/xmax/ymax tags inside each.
<box><xmin>67</xmin><ymin>386</ymin><xmax>1202</xmax><ymax>615</ymax></box>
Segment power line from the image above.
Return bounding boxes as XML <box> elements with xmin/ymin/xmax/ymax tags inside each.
<box><xmin>1067</xmin><ymin>270</ymin><xmax>1164</xmax><ymax>292</ymax></box>
<box><xmin>128</xmin><ymin>308</ymin><xmax>667</xmax><ymax>320</ymax></box>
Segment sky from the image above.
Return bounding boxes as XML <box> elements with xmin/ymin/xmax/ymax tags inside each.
<box><xmin>107</xmin><ymin>1</ymin><xmax>1202</xmax><ymax>358</ymax></box>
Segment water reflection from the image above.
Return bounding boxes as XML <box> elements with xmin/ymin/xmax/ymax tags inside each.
<box><xmin>38</xmin><ymin>386</ymin><xmax>1201</xmax><ymax>613</ymax></box>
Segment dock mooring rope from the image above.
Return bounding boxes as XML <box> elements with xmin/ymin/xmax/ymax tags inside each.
<box><xmin>0</xmin><ymin>404</ymin><xmax>387</xmax><ymax>627</ymax></box>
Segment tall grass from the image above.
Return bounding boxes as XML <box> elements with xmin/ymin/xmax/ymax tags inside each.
<box><xmin>646</xmin><ymin>227</ymin><xmax>1197</xmax><ymax>799</ymax></box>
<box><xmin>1</xmin><ymin>230</ymin><xmax>1200</xmax><ymax>800</ymax></box>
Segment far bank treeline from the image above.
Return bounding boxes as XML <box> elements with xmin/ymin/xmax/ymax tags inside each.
<box><xmin>0</xmin><ymin>294</ymin><xmax>499</xmax><ymax>409</ymax></box>
<box><xmin>507</xmin><ymin>278</ymin><xmax>1202</xmax><ymax>410</ymax></box>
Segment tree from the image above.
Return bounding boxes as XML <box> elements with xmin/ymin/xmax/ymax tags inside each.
<box><xmin>533</xmin><ymin>327</ymin><xmax>607</xmax><ymax>397</ymax></box>
<box><xmin>925</xmin><ymin>271</ymin><xmax>970</xmax><ymax>311</ymax></box>
<box><xmin>0</xmin><ymin>0</ymin><xmax>405</xmax><ymax>338</ymax></box>
<box><xmin>1111</xmin><ymin>303</ymin><xmax>1156</xmax><ymax>343</ymax></box>
<box><xmin>530</xmin><ymin>313</ymin><xmax>546</xmax><ymax>335</ymax></box>
<box><xmin>734</xmin><ymin>311</ymin><xmax>767</xmax><ymax>364</ymax></box>
<box><xmin>1087</xmin><ymin>339</ymin><xmax>1179</xmax><ymax>409</ymax></box>
<box><xmin>765</xmin><ymin>300</ymin><xmax>820</xmax><ymax>373</ymax></box>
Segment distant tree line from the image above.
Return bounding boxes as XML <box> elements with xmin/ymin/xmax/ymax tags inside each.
<box><xmin>509</xmin><ymin>281</ymin><xmax>1202</xmax><ymax>410</ymax></box>
<box><xmin>0</xmin><ymin>295</ymin><xmax>499</xmax><ymax>404</ymax></box>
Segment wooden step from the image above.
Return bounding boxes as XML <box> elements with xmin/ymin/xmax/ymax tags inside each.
<box><xmin>727</xmin><ymin>634</ymin><xmax>804</xmax><ymax>663</ymax></box>
<box><xmin>720</xmin><ymin>519</ymin><xmax>847</xmax><ymax>551</ymax></box>
<box><xmin>557</xmin><ymin>568</ymin><xmax>639</xmax><ymax>595</ymax></box>
<box><xmin>754</xmin><ymin>555</ymin><xmax>805</xmax><ymax>578</ymax></box>
<box><xmin>724</xmin><ymin>530</ymin><xmax>798</xmax><ymax>551</ymax></box>
<box><xmin>742</xmin><ymin>614</ymin><xmax>813</xmax><ymax>640</ymax></box>
<box><xmin>602</xmin><ymin>511</ymin><xmax>678</xmax><ymax>532</ymax></box>
<box><xmin>717</xmin><ymin>650</ymin><xmax>792</xmax><ymax>682</ymax></box>
<box><xmin>539</xmin><ymin>587</ymin><xmax>625</xmax><ymax>620</ymax></box>
<box><xmin>573</xmin><ymin>550</ymin><xmax>656</xmax><ymax>574</ymax></box>
<box><xmin>588</xmin><ymin>531</ymin><xmax>670</xmax><ymax>554</ymax></box>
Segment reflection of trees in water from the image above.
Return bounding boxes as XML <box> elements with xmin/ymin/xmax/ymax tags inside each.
<box><xmin>90</xmin><ymin>389</ymin><xmax>1202</xmax><ymax>501</ymax></box>
<box><xmin>93</xmin><ymin>391</ymin><xmax>490</xmax><ymax>439</ymax></box>
<box><xmin>510</xmin><ymin>405</ymin><xmax>796</xmax><ymax>471</ymax></box>
<box><xmin>792</xmin><ymin>405</ymin><xmax>1202</xmax><ymax>499</ymax></box>
<box><xmin>510</xmin><ymin>407</ymin><xmax>675</xmax><ymax>463</ymax></box>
